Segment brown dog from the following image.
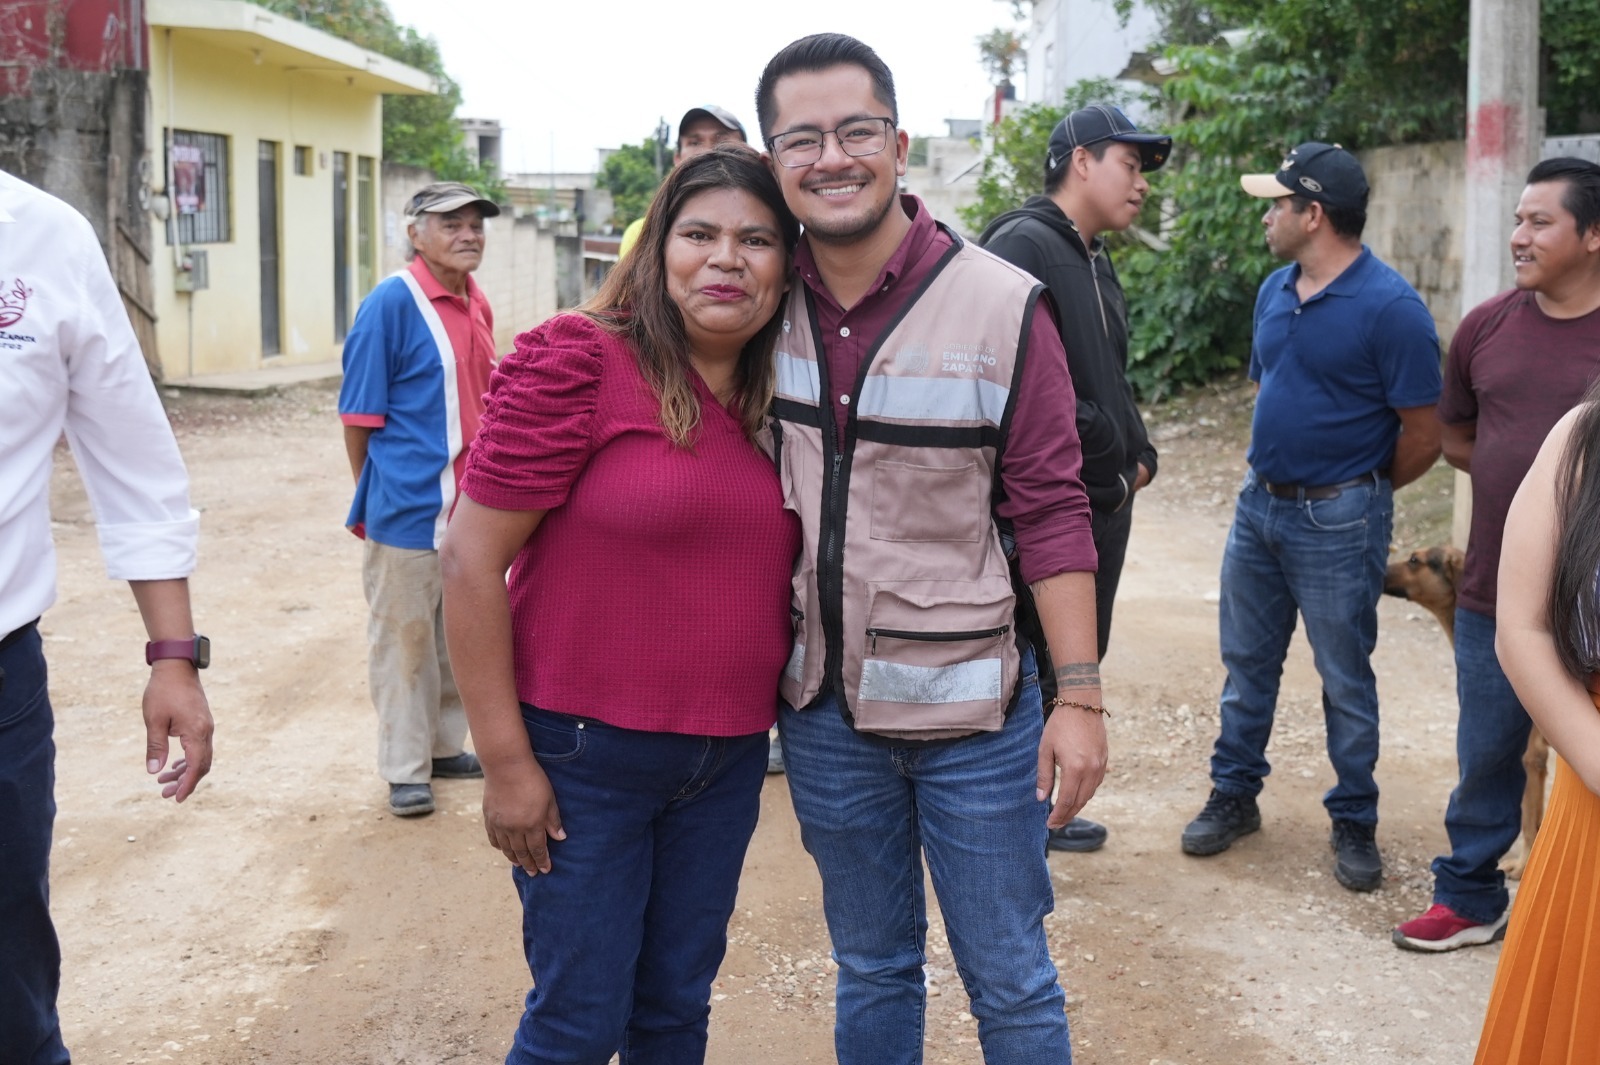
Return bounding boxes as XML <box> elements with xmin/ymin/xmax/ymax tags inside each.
<box><xmin>1383</xmin><ymin>545</ymin><xmax>1549</xmax><ymax>878</ymax></box>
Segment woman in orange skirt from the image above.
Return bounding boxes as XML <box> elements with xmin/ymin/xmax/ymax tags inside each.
<box><xmin>1478</xmin><ymin>392</ymin><xmax>1600</xmax><ymax>1064</ymax></box>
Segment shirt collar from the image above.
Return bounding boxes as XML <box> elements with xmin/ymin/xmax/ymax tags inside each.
<box><xmin>1282</xmin><ymin>245</ymin><xmax>1373</xmax><ymax>299</ymax></box>
<box><xmin>407</xmin><ymin>255</ymin><xmax>478</xmax><ymax>305</ymax></box>
<box><xmin>793</xmin><ymin>194</ymin><xmax>933</xmax><ymax>304</ymax></box>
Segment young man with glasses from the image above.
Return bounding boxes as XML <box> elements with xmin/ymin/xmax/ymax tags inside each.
<box><xmin>756</xmin><ymin>33</ymin><xmax>1103</xmax><ymax>1062</ymax></box>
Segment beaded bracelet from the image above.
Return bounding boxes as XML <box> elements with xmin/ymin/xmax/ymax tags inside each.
<box><xmin>1048</xmin><ymin>696</ymin><xmax>1111</xmax><ymax>718</ymax></box>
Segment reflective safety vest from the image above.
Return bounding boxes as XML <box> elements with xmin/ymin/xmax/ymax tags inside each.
<box><xmin>770</xmin><ymin>230</ymin><xmax>1045</xmax><ymax>740</ymax></box>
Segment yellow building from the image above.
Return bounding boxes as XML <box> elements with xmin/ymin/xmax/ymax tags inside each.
<box><xmin>146</xmin><ymin>0</ymin><xmax>433</xmax><ymax>379</ymax></box>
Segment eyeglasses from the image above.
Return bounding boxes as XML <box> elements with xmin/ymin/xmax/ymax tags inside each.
<box><xmin>769</xmin><ymin>117</ymin><xmax>895</xmax><ymax>168</ymax></box>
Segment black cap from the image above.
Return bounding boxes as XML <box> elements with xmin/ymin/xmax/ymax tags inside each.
<box><xmin>1047</xmin><ymin>104</ymin><xmax>1171</xmax><ymax>174</ymax></box>
<box><xmin>678</xmin><ymin>105</ymin><xmax>746</xmax><ymax>142</ymax></box>
<box><xmin>406</xmin><ymin>181</ymin><xmax>500</xmax><ymax>218</ymax></box>
<box><xmin>1240</xmin><ymin>142</ymin><xmax>1369</xmax><ymax>210</ymax></box>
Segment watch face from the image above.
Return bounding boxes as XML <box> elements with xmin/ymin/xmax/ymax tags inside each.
<box><xmin>193</xmin><ymin>635</ymin><xmax>211</xmax><ymax>669</ymax></box>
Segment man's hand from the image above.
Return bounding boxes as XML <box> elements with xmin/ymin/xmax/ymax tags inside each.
<box><xmin>1037</xmin><ymin>687</ymin><xmax>1109</xmax><ymax>828</ymax></box>
<box><xmin>1133</xmin><ymin>462</ymin><xmax>1153</xmax><ymax>492</ymax></box>
<box><xmin>143</xmin><ymin>661</ymin><xmax>213</xmax><ymax>802</ymax></box>
<box><xmin>483</xmin><ymin>763</ymin><xmax>567</xmax><ymax>876</ymax></box>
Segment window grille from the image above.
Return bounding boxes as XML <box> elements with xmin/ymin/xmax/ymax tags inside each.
<box><xmin>167</xmin><ymin>130</ymin><xmax>231</xmax><ymax>245</ymax></box>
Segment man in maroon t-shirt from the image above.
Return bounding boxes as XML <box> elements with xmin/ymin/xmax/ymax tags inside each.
<box><xmin>1393</xmin><ymin>158</ymin><xmax>1600</xmax><ymax>952</ymax></box>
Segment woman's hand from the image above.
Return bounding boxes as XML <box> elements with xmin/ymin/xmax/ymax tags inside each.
<box><xmin>483</xmin><ymin>762</ymin><xmax>567</xmax><ymax>876</ymax></box>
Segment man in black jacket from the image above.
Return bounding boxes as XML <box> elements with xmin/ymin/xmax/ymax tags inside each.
<box><xmin>980</xmin><ymin>104</ymin><xmax>1170</xmax><ymax>853</ymax></box>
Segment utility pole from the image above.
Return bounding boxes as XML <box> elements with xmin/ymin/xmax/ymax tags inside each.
<box><xmin>1453</xmin><ymin>0</ymin><xmax>1540</xmax><ymax>545</ymax></box>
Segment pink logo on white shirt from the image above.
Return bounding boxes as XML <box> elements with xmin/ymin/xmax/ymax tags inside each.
<box><xmin>0</xmin><ymin>278</ymin><xmax>31</xmax><ymax>327</ymax></box>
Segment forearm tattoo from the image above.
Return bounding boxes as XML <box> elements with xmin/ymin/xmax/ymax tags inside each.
<box><xmin>1055</xmin><ymin>661</ymin><xmax>1100</xmax><ymax>690</ymax></box>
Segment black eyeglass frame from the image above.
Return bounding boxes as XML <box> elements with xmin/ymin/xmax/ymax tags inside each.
<box><xmin>768</xmin><ymin>117</ymin><xmax>898</xmax><ymax>169</ymax></box>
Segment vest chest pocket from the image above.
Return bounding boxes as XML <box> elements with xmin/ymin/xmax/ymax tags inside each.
<box><xmin>870</xmin><ymin>461</ymin><xmax>984</xmax><ymax>543</ymax></box>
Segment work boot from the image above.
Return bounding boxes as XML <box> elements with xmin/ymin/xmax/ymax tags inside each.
<box><xmin>1330</xmin><ymin>818</ymin><xmax>1383</xmax><ymax>891</ymax></box>
<box><xmin>1180</xmin><ymin>789</ymin><xmax>1261</xmax><ymax>855</ymax></box>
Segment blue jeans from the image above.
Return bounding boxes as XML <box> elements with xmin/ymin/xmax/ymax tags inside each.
<box><xmin>0</xmin><ymin>623</ymin><xmax>71</xmax><ymax>1065</ymax></box>
<box><xmin>1430</xmin><ymin>607</ymin><xmax>1530</xmax><ymax>923</ymax></box>
<box><xmin>1209</xmin><ymin>471</ymin><xmax>1393</xmax><ymax>822</ymax></box>
<box><xmin>506</xmin><ymin>707</ymin><xmax>768</xmax><ymax>1065</ymax></box>
<box><xmin>777</xmin><ymin>649</ymin><xmax>1071</xmax><ymax>1065</ymax></box>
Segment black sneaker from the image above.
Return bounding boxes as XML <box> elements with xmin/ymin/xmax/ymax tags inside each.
<box><xmin>1046</xmin><ymin>817</ymin><xmax>1109</xmax><ymax>854</ymax></box>
<box><xmin>1181</xmin><ymin>789</ymin><xmax>1261</xmax><ymax>855</ymax></box>
<box><xmin>431</xmin><ymin>753</ymin><xmax>483</xmax><ymax>779</ymax></box>
<box><xmin>388</xmin><ymin>783</ymin><xmax>435</xmax><ymax>817</ymax></box>
<box><xmin>1330</xmin><ymin>819</ymin><xmax>1383</xmax><ymax>891</ymax></box>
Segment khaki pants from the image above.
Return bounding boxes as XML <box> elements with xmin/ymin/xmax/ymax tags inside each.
<box><xmin>362</xmin><ymin>540</ymin><xmax>468</xmax><ymax>784</ymax></box>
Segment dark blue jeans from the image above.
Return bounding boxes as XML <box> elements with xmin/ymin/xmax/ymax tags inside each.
<box><xmin>506</xmin><ymin>707</ymin><xmax>768</xmax><ymax>1065</ymax></box>
<box><xmin>1210</xmin><ymin>471</ymin><xmax>1393</xmax><ymax>822</ymax></box>
<box><xmin>777</xmin><ymin>647</ymin><xmax>1071</xmax><ymax>1065</ymax></box>
<box><xmin>1430</xmin><ymin>607</ymin><xmax>1531</xmax><ymax>923</ymax></box>
<box><xmin>0</xmin><ymin>623</ymin><xmax>71</xmax><ymax>1065</ymax></box>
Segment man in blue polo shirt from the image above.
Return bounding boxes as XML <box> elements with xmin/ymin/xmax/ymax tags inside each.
<box><xmin>1179</xmin><ymin>143</ymin><xmax>1442</xmax><ymax>891</ymax></box>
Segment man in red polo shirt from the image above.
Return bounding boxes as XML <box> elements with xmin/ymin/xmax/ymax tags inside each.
<box><xmin>339</xmin><ymin>182</ymin><xmax>499</xmax><ymax>817</ymax></box>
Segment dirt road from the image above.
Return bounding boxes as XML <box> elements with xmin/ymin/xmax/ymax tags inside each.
<box><xmin>43</xmin><ymin>380</ymin><xmax>1498</xmax><ymax>1065</ymax></box>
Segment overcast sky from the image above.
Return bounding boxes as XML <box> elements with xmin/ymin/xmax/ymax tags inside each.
<box><xmin>379</xmin><ymin>0</ymin><xmax>1017</xmax><ymax>174</ymax></box>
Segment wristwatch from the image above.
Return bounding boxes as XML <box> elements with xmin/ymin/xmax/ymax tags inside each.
<box><xmin>145</xmin><ymin>635</ymin><xmax>211</xmax><ymax>669</ymax></box>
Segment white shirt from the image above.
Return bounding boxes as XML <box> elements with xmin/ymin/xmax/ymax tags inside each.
<box><xmin>0</xmin><ymin>169</ymin><xmax>198</xmax><ymax>636</ymax></box>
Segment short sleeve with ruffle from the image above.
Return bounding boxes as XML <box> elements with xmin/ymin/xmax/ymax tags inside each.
<box><xmin>460</xmin><ymin>313</ymin><xmax>607</xmax><ymax>511</ymax></box>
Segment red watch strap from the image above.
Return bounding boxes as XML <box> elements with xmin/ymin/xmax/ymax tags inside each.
<box><xmin>146</xmin><ymin>637</ymin><xmax>199</xmax><ymax>665</ymax></box>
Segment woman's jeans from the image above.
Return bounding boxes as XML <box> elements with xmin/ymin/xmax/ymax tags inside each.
<box><xmin>506</xmin><ymin>707</ymin><xmax>767</xmax><ymax>1065</ymax></box>
<box><xmin>777</xmin><ymin>646</ymin><xmax>1072</xmax><ymax>1065</ymax></box>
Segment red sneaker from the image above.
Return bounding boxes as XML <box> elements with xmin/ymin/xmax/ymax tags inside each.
<box><xmin>1392</xmin><ymin>903</ymin><xmax>1508</xmax><ymax>952</ymax></box>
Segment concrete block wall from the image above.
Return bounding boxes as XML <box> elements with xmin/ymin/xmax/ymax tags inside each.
<box><xmin>381</xmin><ymin>161</ymin><xmax>559</xmax><ymax>354</ymax></box>
<box><xmin>1360</xmin><ymin>140</ymin><xmax>1466</xmax><ymax>347</ymax></box>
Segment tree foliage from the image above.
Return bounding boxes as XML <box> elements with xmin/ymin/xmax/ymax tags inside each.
<box><xmin>1545</xmin><ymin>0</ymin><xmax>1600</xmax><ymax>134</ymax></box>
<box><xmin>968</xmin><ymin>0</ymin><xmax>1600</xmax><ymax>398</ymax></box>
<box><xmin>598</xmin><ymin>139</ymin><xmax>665</xmax><ymax>229</ymax></box>
<box><xmin>959</xmin><ymin>78</ymin><xmax>1134</xmax><ymax>235</ymax></box>
<box><xmin>247</xmin><ymin>0</ymin><xmax>500</xmax><ymax>195</ymax></box>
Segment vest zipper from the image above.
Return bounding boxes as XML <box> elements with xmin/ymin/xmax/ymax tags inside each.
<box><xmin>869</xmin><ymin>625</ymin><xmax>1011</xmax><ymax>654</ymax></box>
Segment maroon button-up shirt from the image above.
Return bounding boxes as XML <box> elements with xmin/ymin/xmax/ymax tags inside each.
<box><xmin>793</xmin><ymin>195</ymin><xmax>1095</xmax><ymax>584</ymax></box>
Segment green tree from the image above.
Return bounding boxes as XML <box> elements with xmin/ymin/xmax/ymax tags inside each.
<box><xmin>1545</xmin><ymin>0</ymin><xmax>1600</xmax><ymax>134</ymax></box>
<box><xmin>959</xmin><ymin>78</ymin><xmax>1135</xmax><ymax>235</ymax></box>
<box><xmin>248</xmin><ymin>0</ymin><xmax>500</xmax><ymax>195</ymax></box>
<box><xmin>1117</xmin><ymin>40</ymin><xmax>1326</xmax><ymax>397</ymax></box>
<box><xmin>598</xmin><ymin>139</ymin><xmax>665</xmax><ymax>228</ymax></box>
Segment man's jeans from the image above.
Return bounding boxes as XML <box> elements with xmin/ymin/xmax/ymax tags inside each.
<box><xmin>506</xmin><ymin>707</ymin><xmax>767</xmax><ymax>1065</ymax></box>
<box><xmin>1209</xmin><ymin>471</ymin><xmax>1393</xmax><ymax>823</ymax></box>
<box><xmin>777</xmin><ymin>648</ymin><xmax>1071</xmax><ymax>1065</ymax></box>
<box><xmin>1430</xmin><ymin>607</ymin><xmax>1530</xmax><ymax>923</ymax></box>
<box><xmin>0</xmin><ymin>624</ymin><xmax>71</xmax><ymax>1065</ymax></box>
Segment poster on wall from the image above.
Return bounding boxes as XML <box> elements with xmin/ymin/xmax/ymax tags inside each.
<box><xmin>173</xmin><ymin>144</ymin><xmax>205</xmax><ymax>215</ymax></box>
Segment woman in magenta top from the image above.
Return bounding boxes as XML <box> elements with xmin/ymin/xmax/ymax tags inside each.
<box><xmin>440</xmin><ymin>147</ymin><xmax>800</xmax><ymax>1064</ymax></box>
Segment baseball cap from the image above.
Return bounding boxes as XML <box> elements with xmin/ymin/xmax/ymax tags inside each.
<box><xmin>406</xmin><ymin>181</ymin><xmax>500</xmax><ymax>218</ymax></box>
<box><xmin>1240</xmin><ymin>142</ymin><xmax>1369</xmax><ymax>210</ymax></box>
<box><xmin>678</xmin><ymin>105</ymin><xmax>746</xmax><ymax>142</ymax></box>
<box><xmin>1047</xmin><ymin>104</ymin><xmax>1172</xmax><ymax>174</ymax></box>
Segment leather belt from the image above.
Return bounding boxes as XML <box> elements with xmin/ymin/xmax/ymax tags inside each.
<box><xmin>1258</xmin><ymin>470</ymin><xmax>1385</xmax><ymax>501</ymax></box>
<box><xmin>0</xmin><ymin>618</ymin><xmax>39</xmax><ymax>653</ymax></box>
